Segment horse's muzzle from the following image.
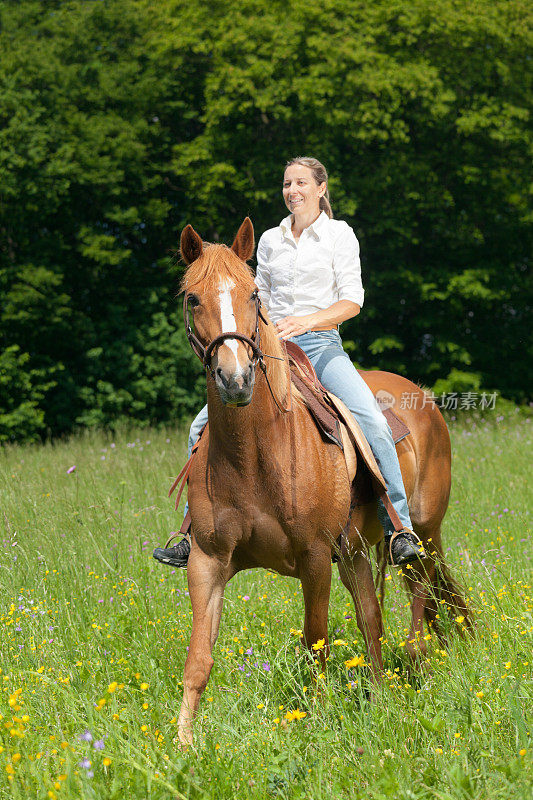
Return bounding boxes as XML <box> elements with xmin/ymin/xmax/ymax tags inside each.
<box><xmin>214</xmin><ymin>362</ymin><xmax>256</xmax><ymax>406</ymax></box>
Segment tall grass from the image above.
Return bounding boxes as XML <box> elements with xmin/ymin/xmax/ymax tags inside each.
<box><xmin>0</xmin><ymin>412</ymin><xmax>531</xmax><ymax>798</ymax></box>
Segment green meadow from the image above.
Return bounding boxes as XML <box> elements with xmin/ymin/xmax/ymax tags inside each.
<box><xmin>0</xmin><ymin>411</ymin><xmax>531</xmax><ymax>799</ymax></box>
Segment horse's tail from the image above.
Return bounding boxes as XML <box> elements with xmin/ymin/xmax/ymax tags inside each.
<box><xmin>376</xmin><ymin>539</ymin><xmax>388</xmax><ymax>609</ymax></box>
<box><xmin>376</xmin><ymin>537</ymin><xmax>472</xmax><ymax>629</ymax></box>
<box><xmin>430</xmin><ymin>555</ymin><xmax>472</xmax><ymax>629</ymax></box>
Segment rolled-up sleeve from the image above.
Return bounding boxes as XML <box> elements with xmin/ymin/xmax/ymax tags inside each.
<box><xmin>332</xmin><ymin>223</ymin><xmax>364</xmax><ymax>308</ymax></box>
<box><xmin>255</xmin><ymin>233</ymin><xmax>272</xmax><ymax>310</ymax></box>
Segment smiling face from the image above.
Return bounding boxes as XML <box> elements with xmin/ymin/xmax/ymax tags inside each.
<box><xmin>282</xmin><ymin>164</ymin><xmax>326</xmax><ymax>217</ymax></box>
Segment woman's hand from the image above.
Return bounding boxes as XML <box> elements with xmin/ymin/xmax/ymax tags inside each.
<box><xmin>275</xmin><ymin>314</ymin><xmax>317</xmax><ymax>340</ymax></box>
<box><xmin>275</xmin><ymin>302</ymin><xmax>360</xmax><ymax>339</ymax></box>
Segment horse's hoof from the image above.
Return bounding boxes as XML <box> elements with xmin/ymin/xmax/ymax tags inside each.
<box><xmin>177</xmin><ymin>730</ymin><xmax>194</xmax><ymax>749</ymax></box>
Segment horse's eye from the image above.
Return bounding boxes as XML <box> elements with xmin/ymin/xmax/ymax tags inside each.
<box><xmin>188</xmin><ymin>294</ymin><xmax>200</xmax><ymax>308</ymax></box>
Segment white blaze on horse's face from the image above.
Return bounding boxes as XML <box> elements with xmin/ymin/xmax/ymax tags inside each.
<box><xmin>218</xmin><ymin>279</ymin><xmax>243</xmax><ymax>376</ymax></box>
<box><xmin>211</xmin><ymin>278</ymin><xmax>255</xmax><ymax>405</ymax></box>
<box><xmin>218</xmin><ymin>280</ymin><xmax>242</xmax><ymax>375</ymax></box>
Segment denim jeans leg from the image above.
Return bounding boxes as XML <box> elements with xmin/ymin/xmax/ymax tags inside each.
<box><xmin>183</xmin><ymin>404</ymin><xmax>209</xmax><ymax>521</ymax></box>
<box><xmin>292</xmin><ymin>331</ymin><xmax>413</xmax><ymax>536</ymax></box>
<box><xmin>188</xmin><ymin>404</ymin><xmax>208</xmax><ymax>458</ymax></box>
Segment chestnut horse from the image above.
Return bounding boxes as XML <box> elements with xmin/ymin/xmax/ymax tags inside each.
<box><xmin>176</xmin><ymin>218</ymin><xmax>468</xmax><ymax>745</ymax></box>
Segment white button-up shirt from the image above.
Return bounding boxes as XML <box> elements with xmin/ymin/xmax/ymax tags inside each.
<box><xmin>255</xmin><ymin>211</ymin><xmax>364</xmax><ymax>324</ymax></box>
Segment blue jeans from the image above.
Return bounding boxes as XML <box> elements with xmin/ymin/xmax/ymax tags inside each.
<box><xmin>186</xmin><ymin>330</ymin><xmax>412</xmax><ymax>535</ymax></box>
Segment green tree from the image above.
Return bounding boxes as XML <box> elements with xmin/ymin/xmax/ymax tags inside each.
<box><xmin>0</xmin><ymin>0</ymin><xmax>531</xmax><ymax>442</ymax></box>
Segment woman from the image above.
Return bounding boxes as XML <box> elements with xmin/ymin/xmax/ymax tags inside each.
<box><xmin>153</xmin><ymin>157</ymin><xmax>421</xmax><ymax>568</ymax></box>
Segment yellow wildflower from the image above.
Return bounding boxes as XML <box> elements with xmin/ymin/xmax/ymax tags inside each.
<box><xmin>140</xmin><ymin>682</ymin><xmax>149</xmax><ymax>691</ymax></box>
<box><xmin>312</xmin><ymin>639</ymin><xmax>325</xmax><ymax>651</ymax></box>
<box><xmin>108</xmin><ymin>681</ymin><xmax>118</xmax><ymax>693</ymax></box>
<box><xmin>345</xmin><ymin>655</ymin><xmax>365</xmax><ymax>669</ymax></box>
<box><xmin>285</xmin><ymin>709</ymin><xmax>307</xmax><ymax>722</ymax></box>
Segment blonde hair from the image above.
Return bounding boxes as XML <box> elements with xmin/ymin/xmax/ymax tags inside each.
<box><xmin>285</xmin><ymin>156</ymin><xmax>333</xmax><ymax>218</ymax></box>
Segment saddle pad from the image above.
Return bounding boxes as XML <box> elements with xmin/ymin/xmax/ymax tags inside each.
<box><xmin>383</xmin><ymin>407</ymin><xmax>410</xmax><ymax>444</ymax></box>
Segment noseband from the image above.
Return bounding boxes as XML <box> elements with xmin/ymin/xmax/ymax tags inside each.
<box><xmin>183</xmin><ymin>288</ymin><xmax>291</xmax><ymax>413</ymax></box>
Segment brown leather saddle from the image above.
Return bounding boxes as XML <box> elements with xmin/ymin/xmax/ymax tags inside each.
<box><xmin>285</xmin><ymin>341</ymin><xmax>409</xmax><ymax>449</ymax></box>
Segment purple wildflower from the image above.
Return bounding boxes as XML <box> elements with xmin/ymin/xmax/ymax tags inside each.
<box><xmin>80</xmin><ymin>757</ymin><xmax>92</xmax><ymax>769</ymax></box>
<box><xmin>245</xmin><ymin>647</ymin><xmax>253</xmax><ymax>655</ymax></box>
<box><xmin>262</xmin><ymin>662</ymin><xmax>271</xmax><ymax>672</ymax></box>
<box><xmin>67</xmin><ymin>465</ymin><xmax>76</xmax><ymax>474</ymax></box>
<box><xmin>80</xmin><ymin>730</ymin><xmax>93</xmax><ymax>742</ymax></box>
<box><xmin>93</xmin><ymin>739</ymin><xmax>105</xmax><ymax>751</ymax></box>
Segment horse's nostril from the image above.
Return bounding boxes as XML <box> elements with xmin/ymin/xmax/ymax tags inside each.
<box><xmin>216</xmin><ymin>367</ymin><xmax>230</xmax><ymax>390</ymax></box>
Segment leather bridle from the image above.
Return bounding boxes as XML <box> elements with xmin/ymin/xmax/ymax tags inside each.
<box><xmin>183</xmin><ymin>288</ymin><xmax>292</xmax><ymax>413</ymax></box>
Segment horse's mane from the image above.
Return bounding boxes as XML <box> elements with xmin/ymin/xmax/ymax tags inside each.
<box><xmin>181</xmin><ymin>244</ymin><xmax>291</xmax><ymax>403</ymax></box>
<box><xmin>181</xmin><ymin>244</ymin><xmax>254</xmax><ymax>294</ymax></box>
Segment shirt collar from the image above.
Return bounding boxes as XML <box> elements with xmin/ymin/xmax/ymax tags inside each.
<box><xmin>280</xmin><ymin>210</ymin><xmax>328</xmax><ymax>240</ymax></box>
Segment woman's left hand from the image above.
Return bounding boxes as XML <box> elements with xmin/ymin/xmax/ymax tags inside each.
<box><xmin>275</xmin><ymin>314</ymin><xmax>316</xmax><ymax>340</ymax></box>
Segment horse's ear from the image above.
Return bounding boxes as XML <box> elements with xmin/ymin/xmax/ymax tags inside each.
<box><xmin>231</xmin><ymin>217</ymin><xmax>255</xmax><ymax>262</ymax></box>
<box><xmin>180</xmin><ymin>224</ymin><xmax>203</xmax><ymax>264</ymax></box>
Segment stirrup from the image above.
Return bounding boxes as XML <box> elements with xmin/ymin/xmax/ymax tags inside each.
<box><xmin>387</xmin><ymin>528</ymin><xmax>424</xmax><ymax>567</ymax></box>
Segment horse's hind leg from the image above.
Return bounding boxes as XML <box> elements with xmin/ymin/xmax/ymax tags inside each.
<box><xmin>177</xmin><ymin>547</ymin><xmax>229</xmax><ymax>747</ymax></box>
<box><xmin>338</xmin><ymin>539</ymin><xmax>384</xmax><ymax>682</ymax></box>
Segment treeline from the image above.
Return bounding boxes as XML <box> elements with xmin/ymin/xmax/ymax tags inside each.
<box><xmin>0</xmin><ymin>0</ymin><xmax>531</xmax><ymax>442</ymax></box>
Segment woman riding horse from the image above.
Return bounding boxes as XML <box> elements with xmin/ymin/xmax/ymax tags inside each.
<box><xmin>154</xmin><ymin>156</ymin><xmax>422</xmax><ymax>568</ymax></box>
<box><xmin>163</xmin><ymin>209</ymin><xmax>468</xmax><ymax>746</ymax></box>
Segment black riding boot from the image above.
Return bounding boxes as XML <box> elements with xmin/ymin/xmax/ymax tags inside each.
<box><xmin>385</xmin><ymin>529</ymin><xmax>424</xmax><ymax>567</ymax></box>
<box><xmin>153</xmin><ymin>537</ymin><xmax>191</xmax><ymax>568</ymax></box>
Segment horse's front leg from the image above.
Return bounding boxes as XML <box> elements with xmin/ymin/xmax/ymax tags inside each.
<box><xmin>178</xmin><ymin>546</ymin><xmax>229</xmax><ymax>747</ymax></box>
<box><xmin>299</xmin><ymin>548</ymin><xmax>332</xmax><ymax>669</ymax></box>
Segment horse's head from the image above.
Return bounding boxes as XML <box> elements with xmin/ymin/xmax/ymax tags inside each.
<box><xmin>180</xmin><ymin>218</ymin><xmax>261</xmax><ymax>407</ymax></box>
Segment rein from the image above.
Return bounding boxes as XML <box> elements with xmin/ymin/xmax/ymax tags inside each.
<box><xmin>183</xmin><ymin>289</ymin><xmax>292</xmax><ymax>413</ymax></box>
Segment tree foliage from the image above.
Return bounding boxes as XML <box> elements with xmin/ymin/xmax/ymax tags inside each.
<box><xmin>0</xmin><ymin>0</ymin><xmax>531</xmax><ymax>441</ymax></box>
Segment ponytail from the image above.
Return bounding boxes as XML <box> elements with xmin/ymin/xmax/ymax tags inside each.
<box><xmin>319</xmin><ymin>194</ymin><xmax>333</xmax><ymax>219</ymax></box>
